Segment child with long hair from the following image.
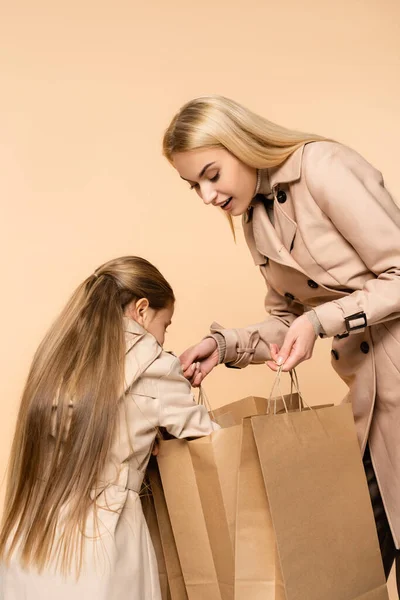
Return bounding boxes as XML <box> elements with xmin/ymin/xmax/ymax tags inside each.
<box><xmin>0</xmin><ymin>255</ymin><xmax>218</xmax><ymax>599</ymax></box>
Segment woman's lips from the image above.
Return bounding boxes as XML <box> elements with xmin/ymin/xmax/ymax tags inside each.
<box><xmin>221</xmin><ymin>197</ymin><xmax>232</xmax><ymax>211</ymax></box>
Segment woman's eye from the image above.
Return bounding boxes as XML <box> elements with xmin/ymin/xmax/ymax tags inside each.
<box><xmin>210</xmin><ymin>173</ymin><xmax>220</xmax><ymax>183</ymax></box>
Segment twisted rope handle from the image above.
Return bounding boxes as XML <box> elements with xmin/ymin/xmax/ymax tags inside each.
<box><xmin>267</xmin><ymin>367</ymin><xmax>311</xmax><ymax>414</ymax></box>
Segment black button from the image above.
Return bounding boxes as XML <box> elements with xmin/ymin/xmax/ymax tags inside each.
<box><xmin>307</xmin><ymin>280</ymin><xmax>319</xmax><ymax>289</ymax></box>
<box><xmin>360</xmin><ymin>342</ymin><xmax>370</xmax><ymax>354</ymax></box>
<box><xmin>285</xmin><ymin>292</ymin><xmax>295</xmax><ymax>301</ymax></box>
<box><xmin>277</xmin><ymin>190</ymin><xmax>287</xmax><ymax>204</ymax></box>
<box><xmin>331</xmin><ymin>349</ymin><xmax>339</xmax><ymax>360</ymax></box>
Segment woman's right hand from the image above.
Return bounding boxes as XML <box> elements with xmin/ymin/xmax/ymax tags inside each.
<box><xmin>179</xmin><ymin>338</ymin><xmax>220</xmax><ymax>387</ymax></box>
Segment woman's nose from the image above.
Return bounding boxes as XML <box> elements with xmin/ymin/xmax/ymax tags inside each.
<box><xmin>201</xmin><ymin>185</ymin><xmax>218</xmax><ymax>205</ymax></box>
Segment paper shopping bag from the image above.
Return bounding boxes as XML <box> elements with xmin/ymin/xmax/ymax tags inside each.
<box><xmin>235</xmin><ymin>416</ymin><xmax>286</xmax><ymax>600</ymax></box>
<box><xmin>251</xmin><ymin>402</ymin><xmax>389</xmax><ymax>600</ymax></box>
<box><xmin>141</xmin><ymin>486</ymin><xmax>171</xmax><ymax>600</ymax></box>
<box><xmin>157</xmin><ymin>392</ymin><xmax>299</xmax><ymax>600</ymax></box>
<box><xmin>146</xmin><ymin>458</ymin><xmax>188</xmax><ymax>600</ymax></box>
<box><xmin>211</xmin><ymin>394</ymin><xmax>299</xmax><ymax>428</ymax></box>
<box><xmin>157</xmin><ymin>424</ymin><xmax>242</xmax><ymax>600</ymax></box>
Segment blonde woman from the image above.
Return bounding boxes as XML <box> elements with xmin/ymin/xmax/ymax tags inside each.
<box><xmin>0</xmin><ymin>256</ymin><xmax>218</xmax><ymax>599</ymax></box>
<box><xmin>163</xmin><ymin>95</ymin><xmax>400</xmax><ymax>593</ymax></box>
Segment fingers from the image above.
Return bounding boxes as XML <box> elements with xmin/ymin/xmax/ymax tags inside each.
<box><xmin>182</xmin><ymin>362</ymin><xmax>204</xmax><ymax>387</ymax></box>
<box><xmin>280</xmin><ymin>347</ymin><xmax>313</xmax><ymax>371</ymax></box>
<box><xmin>180</xmin><ymin>338</ymin><xmax>217</xmax><ymax>371</ymax></box>
<box><xmin>277</xmin><ymin>315</ymin><xmax>317</xmax><ymax>370</ymax></box>
<box><xmin>279</xmin><ymin>352</ymin><xmax>302</xmax><ymax>372</ymax></box>
<box><xmin>276</xmin><ymin>338</ymin><xmax>294</xmax><ymax>366</ymax></box>
<box><xmin>180</xmin><ymin>339</ymin><xmax>220</xmax><ymax>386</ymax></box>
<box><xmin>182</xmin><ymin>362</ymin><xmax>197</xmax><ymax>379</ymax></box>
<box><xmin>269</xmin><ymin>343</ymin><xmax>280</xmax><ymax>362</ymax></box>
<box><xmin>192</xmin><ymin>371</ymin><xmax>203</xmax><ymax>388</ymax></box>
<box><xmin>266</xmin><ymin>360</ymin><xmax>280</xmax><ymax>372</ymax></box>
<box><xmin>179</xmin><ymin>349</ymin><xmax>197</xmax><ymax>372</ymax></box>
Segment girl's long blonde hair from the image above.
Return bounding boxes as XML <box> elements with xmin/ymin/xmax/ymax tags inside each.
<box><xmin>163</xmin><ymin>95</ymin><xmax>326</xmax><ymax>168</ymax></box>
<box><xmin>0</xmin><ymin>256</ymin><xmax>174</xmax><ymax>575</ymax></box>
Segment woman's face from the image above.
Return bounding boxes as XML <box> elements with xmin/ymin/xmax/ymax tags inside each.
<box><xmin>172</xmin><ymin>147</ymin><xmax>257</xmax><ymax>217</ymax></box>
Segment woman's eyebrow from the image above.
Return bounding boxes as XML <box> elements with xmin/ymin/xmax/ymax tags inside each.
<box><xmin>180</xmin><ymin>162</ymin><xmax>216</xmax><ymax>182</ymax></box>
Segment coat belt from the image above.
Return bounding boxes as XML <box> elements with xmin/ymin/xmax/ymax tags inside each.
<box><xmin>126</xmin><ymin>465</ymin><xmax>144</xmax><ymax>494</ymax></box>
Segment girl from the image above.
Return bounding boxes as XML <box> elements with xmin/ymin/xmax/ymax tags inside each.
<box><xmin>0</xmin><ymin>255</ymin><xmax>218</xmax><ymax>599</ymax></box>
<box><xmin>163</xmin><ymin>95</ymin><xmax>400</xmax><ymax>594</ymax></box>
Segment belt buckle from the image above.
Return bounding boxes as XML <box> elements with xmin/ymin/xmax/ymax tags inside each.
<box><xmin>344</xmin><ymin>311</ymin><xmax>367</xmax><ymax>333</ymax></box>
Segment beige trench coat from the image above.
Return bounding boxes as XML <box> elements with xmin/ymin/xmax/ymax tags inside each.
<box><xmin>211</xmin><ymin>141</ymin><xmax>400</xmax><ymax>547</ymax></box>
<box><xmin>0</xmin><ymin>318</ymin><xmax>218</xmax><ymax>599</ymax></box>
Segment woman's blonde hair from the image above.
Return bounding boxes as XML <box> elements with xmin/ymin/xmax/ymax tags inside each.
<box><xmin>163</xmin><ymin>95</ymin><xmax>326</xmax><ymax>168</ymax></box>
<box><xmin>0</xmin><ymin>256</ymin><xmax>174</xmax><ymax>575</ymax></box>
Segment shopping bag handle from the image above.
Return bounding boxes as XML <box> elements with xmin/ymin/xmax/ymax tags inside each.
<box><xmin>198</xmin><ymin>386</ymin><xmax>217</xmax><ymax>422</ymax></box>
<box><xmin>267</xmin><ymin>367</ymin><xmax>310</xmax><ymax>414</ymax></box>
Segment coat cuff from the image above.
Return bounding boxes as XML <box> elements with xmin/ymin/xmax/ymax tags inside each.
<box><xmin>203</xmin><ymin>333</ymin><xmax>226</xmax><ymax>364</ymax></box>
<box><xmin>313</xmin><ymin>296</ymin><xmax>367</xmax><ymax>338</ymax></box>
<box><xmin>208</xmin><ymin>321</ymin><xmax>260</xmax><ymax>368</ymax></box>
<box><xmin>208</xmin><ymin>322</ymin><xmax>241</xmax><ymax>364</ymax></box>
<box><xmin>305</xmin><ymin>310</ymin><xmax>324</xmax><ymax>338</ymax></box>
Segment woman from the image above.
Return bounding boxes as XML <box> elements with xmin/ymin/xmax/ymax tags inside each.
<box><xmin>0</xmin><ymin>256</ymin><xmax>218</xmax><ymax>599</ymax></box>
<box><xmin>163</xmin><ymin>95</ymin><xmax>400</xmax><ymax>592</ymax></box>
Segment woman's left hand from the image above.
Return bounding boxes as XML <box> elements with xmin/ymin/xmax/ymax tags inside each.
<box><xmin>266</xmin><ymin>314</ymin><xmax>317</xmax><ymax>372</ymax></box>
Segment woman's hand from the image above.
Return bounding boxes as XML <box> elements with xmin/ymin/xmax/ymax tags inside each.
<box><xmin>266</xmin><ymin>315</ymin><xmax>317</xmax><ymax>372</ymax></box>
<box><xmin>179</xmin><ymin>338</ymin><xmax>220</xmax><ymax>387</ymax></box>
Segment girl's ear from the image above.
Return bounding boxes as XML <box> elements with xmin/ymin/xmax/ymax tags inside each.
<box><xmin>125</xmin><ymin>298</ymin><xmax>149</xmax><ymax>325</ymax></box>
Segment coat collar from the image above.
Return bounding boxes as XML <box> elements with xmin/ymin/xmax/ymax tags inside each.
<box><xmin>123</xmin><ymin>316</ymin><xmax>163</xmax><ymax>352</ymax></box>
<box><xmin>268</xmin><ymin>144</ymin><xmax>305</xmax><ymax>189</ymax></box>
<box><xmin>123</xmin><ymin>317</ymin><xmax>162</xmax><ymax>391</ymax></box>
<box><xmin>250</xmin><ymin>145</ymin><xmax>305</xmax><ymax>208</ymax></box>
<box><xmin>123</xmin><ymin>316</ymin><xmax>147</xmax><ymax>337</ymax></box>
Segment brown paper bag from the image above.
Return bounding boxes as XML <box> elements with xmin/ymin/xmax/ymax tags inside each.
<box><xmin>251</xmin><ymin>403</ymin><xmax>389</xmax><ymax>600</ymax></box>
<box><xmin>157</xmin><ymin>424</ymin><xmax>242</xmax><ymax>600</ymax></box>
<box><xmin>211</xmin><ymin>394</ymin><xmax>299</xmax><ymax>428</ymax></box>
<box><xmin>146</xmin><ymin>458</ymin><xmax>188</xmax><ymax>600</ymax></box>
<box><xmin>141</xmin><ymin>488</ymin><xmax>171</xmax><ymax>600</ymax></box>
<box><xmin>157</xmin><ymin>393</ymin><xmax>300</xmax><ymax>600</ymax></box>
<box><xmin>235</xmin><ymin>417</ymin><xmax>286</xmax><ymax>600</ymax></box>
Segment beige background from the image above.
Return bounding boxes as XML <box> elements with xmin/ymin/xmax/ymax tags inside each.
<box><xmin>1</xmin><ymin>0</ymin><xmax>399</xmax><ymax>595</ymax></box>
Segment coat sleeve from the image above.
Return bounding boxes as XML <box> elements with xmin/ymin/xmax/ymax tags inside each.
<box><xmin>305</xmin><ymin>144</ymin><xmax>400</xmax><ymax>337</ymax></box>
<box><xmin>208</xmin><ymin>279</ymin><xmax>304</xmax><ymax>368</ymax></box>
<box><xmin>157</xmin><ymin>355</ymin><xmax>220</xmax><ymax>437</ymax></box>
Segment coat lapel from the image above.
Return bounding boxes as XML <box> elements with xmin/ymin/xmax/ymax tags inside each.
<box><xmin>244</xmin><ymin>145</ymin><xmax>308</xmax><ymax>274</ymax></box>
<box><xmin>251</xmin><ymin>201</ymin><xmax>306</xmax><ymax>275</ymax></box>
<box><xmin>274</xmin><ymin>201</ymin><xmax>298</xmax><ymax>256</ymax></box>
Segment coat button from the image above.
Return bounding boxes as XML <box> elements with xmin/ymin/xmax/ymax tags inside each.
<box><xmin>277</xmin><ymin>190</ymin><xmax>287</xmax><ymax>204</ymax></box>
<box><xmin>307</xmin><ymin>279</ymin><xmax>319</xmax><ymax>289</ymax></box>
<box><xmin>285</xmin><ymin>292</ymin><xmax>295</xmax><ymax>300</ymax></box>
<box><xmin>360</xmin><ymin>342</ymin><xmax>370</xmax><ymax>354</ymax></box>
<box><xmin>331</xmin><ymin>349</ymin><xmax>339</xmax><ymax>360</ymax></box>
